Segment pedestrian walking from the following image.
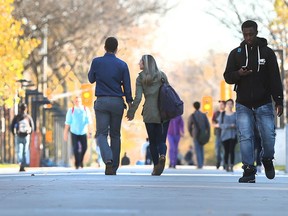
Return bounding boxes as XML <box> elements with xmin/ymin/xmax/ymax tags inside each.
<box><xmin>10</xmin><ymin>103</ymin><xmax>34</xmax><ymax>172</ymax></box>
<box><xmin>64</xmin><ymin>96</ymin><xmax>92</xmax><ymax>169</ymax></box>
<box><xmin>126</xmin><ymin>54</ymin><xmax>169</xmax><ymax>176</ymax></box>
<box><xmin>167</xmin><ymin>115</ymin><xmax>184</xmax><ymax>168</ymax></box>
<box><xmin>212</xmin><ymin>100</ymin><xmax>226</xmax><ymax>169</ymax></box>
<box><xmin>88</xmin><ymin>37</ymin><xmax>133</xmax><ymax>175</ymax></box>
<box><xmin>187</xmin><ymin>101</ymin><xmax>210</xmax><ymax>169</ymax></box>
<box><xmin>224</xmin><ymin>20</ymin><xmax>283</xmax><ymax>183</ymax></box>
<box><xmin>217</xmin><ymin>99</ymin><xmax>237</xmax><ymax>172</ymax></box>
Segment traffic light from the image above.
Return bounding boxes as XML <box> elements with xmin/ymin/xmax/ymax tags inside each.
<box><xmin>201</xmin><ymin>96</ymin><xmax>213</xmax><ymax>117</ymax></box>
<box><xmin>80</xmin><ymin>83</ymin><xmax>94</xmax><ymax>107</ymax></box>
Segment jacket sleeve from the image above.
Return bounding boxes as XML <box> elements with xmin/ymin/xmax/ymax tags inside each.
<box><xmin>88</xmin><ymin>59</ymin><xmax>96</xmax><ymax>84</ymax></box>
<box><xmin>122</xmin><ymin>63</ymin><xmax>133</xmax><ymax>103</ymax></box>
<box><xmin>267</xmin><ymin>49</ymin><xmax>284</xmax><ymax>106</ymax></box>
<box><xmin>187</xmin><ymin>114</ymin><xmax>194</xmax><ymax>137</ymax></box>
<box><xmin>127</xmin><ymin>76</ymin><xmax>143</xmax><ymax>119</ymax></box>
<box><xmin>223</xmin><ymin>49</ymin><xmax>241</xmax><ymax>84</ymax></box>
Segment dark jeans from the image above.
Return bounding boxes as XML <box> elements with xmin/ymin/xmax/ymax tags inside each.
<box><xmin>145</xmin><ymin>121</ymin><xmax>169</xmax><ymax>165</ymax></box>
<box><xmin>94</xmin><ymin>97</ymin><xmax>125</xmax><ymax>172</ymax></box>
<box><xmin>222</xmin><ymin>138</ymin><xmax>237</xmax><ymax>165</ymax></box>
<box><xmin>71</xmin><ymin>133</ymin><xmax>87</xmax><ymax>168</ymax></box>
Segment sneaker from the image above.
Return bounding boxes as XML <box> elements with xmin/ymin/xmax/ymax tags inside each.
<box><xmin>262</xmin><ymin>158</ymin><xmax>275</xmax><ymax>179</ymax></box>
<box><xmin>105</xmin><ymin>161</ymin><xmax>114</xmax><ymax>175</ymax></box>
<box><xmin>151</xmin><ymin>155</ymin><xmax>166</xmax><ymax>176</ymax></box>
<box><xmin>239</xmin><ymin>165</ymin><xmax>256</xmax><ymax>183</ymax></box>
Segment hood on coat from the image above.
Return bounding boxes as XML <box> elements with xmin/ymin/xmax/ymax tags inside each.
<box><xmin>240</xmin><ymin>37</ymin><xmax>268</xmax><ymax>72</ymax></box>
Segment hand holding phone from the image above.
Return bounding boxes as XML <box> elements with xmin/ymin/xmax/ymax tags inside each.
<box><xmin>239</xmin><ymin>66</ymin><xmax>252</xmax><ymax>76</ymax></box>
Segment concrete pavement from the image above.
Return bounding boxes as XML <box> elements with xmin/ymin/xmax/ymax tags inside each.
<box><xmin>0</xmin><ymin>165</ymin><xmax>287</xmax><ymax>216</ymax></box>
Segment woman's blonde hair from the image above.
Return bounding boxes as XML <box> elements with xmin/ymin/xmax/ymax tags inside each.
<box><xmin>141</xmin><ymin>55</ymin><xmax>161</xmax><ymax>85</ymax></box>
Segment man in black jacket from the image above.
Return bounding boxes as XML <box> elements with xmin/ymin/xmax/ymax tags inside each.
<box><xmin>224</xmin><ymin>20</ymin><xmax>283</xmax><ymax>183</ymax></box>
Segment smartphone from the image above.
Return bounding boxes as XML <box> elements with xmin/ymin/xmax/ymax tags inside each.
<box><xmin>242</xmin><ymin>66</ymin><xmax>248</xmax><ymax>70</ymax></box>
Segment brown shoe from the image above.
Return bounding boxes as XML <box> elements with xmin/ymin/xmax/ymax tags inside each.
<box><xmin>105</xmin><ymin>161</ymin><xmax>114</xmax><ymax>175</ymax></box>
<box><xmin>151</xmin><ymin>155</ymin><xmax>166</xmax><ymax>176</ymax></box>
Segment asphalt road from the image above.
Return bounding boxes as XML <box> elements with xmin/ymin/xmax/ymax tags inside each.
<box><xmin>0</xmin><ymin>165</ymin><xmax>287</xmax><ymax>216</ymax></box>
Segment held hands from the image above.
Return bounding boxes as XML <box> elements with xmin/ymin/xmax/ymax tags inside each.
<box><xmin>276</xmin><ymin>105</ymin><xmax>283</xmax><ymax>117</ymax></box>
<box><xmin>238</xmin><ymin>67</ymin><xmax>253</xmax><ymax>76</ymax></box>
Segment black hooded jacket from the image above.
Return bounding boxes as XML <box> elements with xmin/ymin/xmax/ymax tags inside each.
<box><xmin>224</xmin><ymin>37</ymin><xmax>283</xmax><ymax>109</ymax></box>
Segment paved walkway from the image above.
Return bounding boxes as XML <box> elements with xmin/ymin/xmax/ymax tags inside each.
<box><xmin>0</xmin><ymin>166</ymin><xmax>287</xmax><ymax>216</ymax></box>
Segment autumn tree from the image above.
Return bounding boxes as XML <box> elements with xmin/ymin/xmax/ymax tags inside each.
<box><xmin>0</xmin><ymin>0</ymin><xmax>39</xmax><ymax>107</ymax></box>
<box><xmin>13</xmin><ymin>0</ymin><xmax>171</xmax><ymax>108</ymax></box>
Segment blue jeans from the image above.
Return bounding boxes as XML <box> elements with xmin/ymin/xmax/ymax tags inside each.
<box><xmin>15</xmin><ymin>135</ymin><xmax>30</xmax><ymax>166</ymax></box>
<box><xmin>94</xmin><ymin>97</ymin><xmax>125</xmax><ymax>172</ymax></box>
<box><xmin>236</xmin><ymin>103</ymin><xmax>276</xmax><ymax>166</ymax></box>
<box><xmin>193</xmin><ymin>138</ymin><xmax>204</xmax><ymax>168</ymax></box>
<box><xmin>145</xmin><ymin>122</ymin><xmax>169</xmax><ymax>165</ymax></box>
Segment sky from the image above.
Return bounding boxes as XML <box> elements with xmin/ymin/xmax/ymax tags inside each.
<box><xmin>151</xmin><ymin>0</ymin><xmax>241</xmax><ymax>62</ymax></box>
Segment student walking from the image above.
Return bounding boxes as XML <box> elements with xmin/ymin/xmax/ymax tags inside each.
<box><xmin>127</xmin><ymin>54</ymin><xmax>169</xmax><ymax>176</ymax></box>
<box><xmin>88</xmin><ymin>37</ymin><xmax>133</xmax><ymax>175</ymax></box>
<box><xmin>187</xmin><ymin>102</ymin><xmax>210</xmax><ymax>169</ymax></box>
<box><xmin>64</xmin><ymin>96</ymin><xmax>92</xmax><ymax>169</ymax></box>
<box><xmin>10</xmin><ymin>103</ymin><xmax>34</xmax><ymax>172</ymax></box>
<box><xmin>212</xmin><ymin>100</ymin><xmax>226</xmax><ymax>169</ymax></box>
<box><xmin>224</xmin><ymin>20</ymin><xmax>283</xmax><ymax>183</ymax></box>
<box><xmin>217</xmin><ymin>99</ymin><xmax>237</xmax><ymax>172</ymax></box>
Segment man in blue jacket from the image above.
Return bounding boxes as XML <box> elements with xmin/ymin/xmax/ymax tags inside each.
<box><xmin>88</xmin><ymin>37</ymin><xmax>133</xmax><ymax>175</ymax></box>
<box><xmin>224</xmin><ymin>20</ymin><xmax>283</xmax><ymax>183</ymax></box>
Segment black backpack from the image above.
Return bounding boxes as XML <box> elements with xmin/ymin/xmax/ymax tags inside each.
<box><xmin>158</xmin><ymin>78</ymin><xmax>184</xmax><ymax>121</ymax></box>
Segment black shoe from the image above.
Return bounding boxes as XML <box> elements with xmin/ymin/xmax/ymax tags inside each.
<box><xmin>239</xmin><ymin>165</ymin><xmax>256</xmax><ymax>183</ymax></box>
<box><xmin>105</xmin><ymin>161</ymin><xmax>114</xmax><ymax>175</ymax></box>
<box><xmin>216</xmin><ymin>162</ymin><xmax>220</xmax><ymax>169</ymax></box>
<box><xmin>262</xmin><ymin>158</ymin><xmax>275</xmax><ymax>179</ymax></box>
<box><xmin>19</xmin><ymin>165</ymin><xmax>25</xmax><ymax>172</ymax></box>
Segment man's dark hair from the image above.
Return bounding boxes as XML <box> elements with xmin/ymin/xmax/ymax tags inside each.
<box><xmin>19</xmin><ymin>103</ymin><xmax>27</xmax><ymax>111</ymax></box>
<box><xmin>241</xmin><ymin>20</ymin><xmax>258</xmax><ymax>31</ymax></box>
<box><xmin>105</xmin><ymin>37</ymin><xmax>118</xmax><ymax>53</ymax></box>
<box><xmin>193</xmin><ymin>101</ymin><xmax>200</xmax><ymax>110</ymax></box>
<box><xmin>226</xmin><ymin>98</ymin><xmax>234</xmax><ymax>104</ymax></box>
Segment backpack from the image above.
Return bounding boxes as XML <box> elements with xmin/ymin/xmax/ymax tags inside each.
<box><xmin>158</xmin><ymin>78</ymin><xmax>184</xmax><ymax>122</ymax></box>
<box><xmin>192</xmin><ymin>114</ymin><xmax>210</xmax><ymax>146</ymax></box>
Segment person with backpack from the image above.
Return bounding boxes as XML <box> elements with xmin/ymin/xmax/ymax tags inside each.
<box><xmin>64</xmin><ymin>96</ymin><xmax>92</xmax><ymax>169</ymax></box>
<box><xmin>126</xmin><ymin>54</ymin><xmax>170</xmax><ymax>176</ymax></box>
<box><xmin>187</xmin><ymin>101</ymin><xmax>210</xmax><ymax>169</ymax></box>
<box><xmin>10</xmin><ymin>103</ymin><xmax>34</xmax><ymax>172</ymax></box>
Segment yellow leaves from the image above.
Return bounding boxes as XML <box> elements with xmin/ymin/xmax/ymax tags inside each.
<box><xmin>0</xmin><ymin>0</ymin><xmax>40</xmax><ymax>108</ymax></box>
